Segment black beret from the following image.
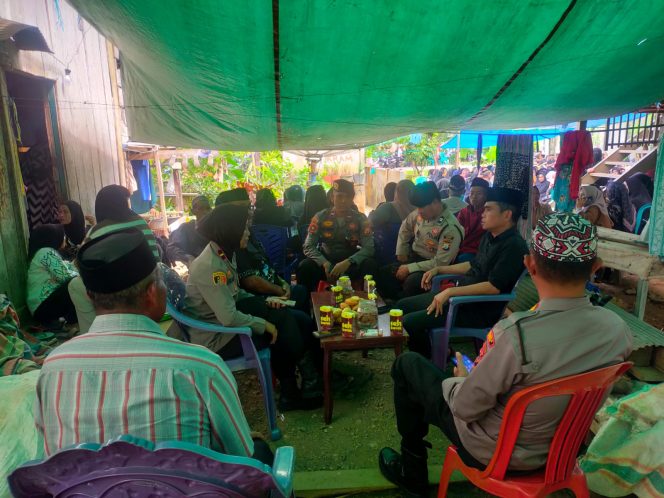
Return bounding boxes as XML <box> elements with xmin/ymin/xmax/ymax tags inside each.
<box><xmin>409</xmin><ymin>181</ymin><xmax>441</xmax><ymax>207</ymax></box>
<box><xmin>78</xmin><ymin>229</ymin><xmax>156</xmax><ymax>293</ymax></box>
<box><xmin>449</xmin><ymin>175</ymin><xmax>466</xmax><ymax>192</ymax></box>
<box><xmin>486</xmin><ymin>187</ymin><xmax>524</xmax><ymax>210</ymax></box>
<box><xmin>470</xmin><ymin>177</ymin><xmax>490</xmax><ymax>189</ymax></box>
<box><xmin>332</xmin><ymin>179</ymin><xmax>355</xmax><ymax>197</ymax></box>
<box><xmin>215</xmin><ymin>188</ymin><xmax>249</xmax><ymax>206</ymax></box>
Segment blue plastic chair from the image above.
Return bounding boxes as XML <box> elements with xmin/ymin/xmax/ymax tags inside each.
<box><xmin>373</xmin><ymin>222</ymin><xmax>402</xmax><ymax>266</ymax></box>
<box><xmin>252</xmin><ymin>224</ymin><xmax>297</xmax><ymax>279</ymax></box>
<box><xmin>9</xmin><ymin>435</ymin><xmax>295</xmax><ymax>498</ymax></box>
<box><xmin>163</xmin><ymin>268</ymin><xmax>282</xmax><ymax>441</ymax></box>
<box><xmin>634</xmin><ymin>203</ymin><xmax>651</xmax><ymax>235</ymax></box>
<box><xmin>428</xmin><ymin>270</ymin><xmax>528</xmax><ymax>369</ymax></box>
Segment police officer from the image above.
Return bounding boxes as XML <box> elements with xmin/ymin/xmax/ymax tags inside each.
<box><xmin>184</xmin><ymin>203</ymin><xmax>322</xmax><ymax>411</ymax></box>
<box><xmin>297</xmin><ymin>179</ymin><xmax>378</xmax><ymax>292</ymax></box>
<box><xmin>377</xmin><ymin>181</ymin><xmax>464</xmax><ymax>299</ymax></box>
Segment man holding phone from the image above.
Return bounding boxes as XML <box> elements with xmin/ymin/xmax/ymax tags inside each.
<box><xmin>378</xmin><ymin>213</ymin><xmax>632</xmax><ymax>497</ymax></box>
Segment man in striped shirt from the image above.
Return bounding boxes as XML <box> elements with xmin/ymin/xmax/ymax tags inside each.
<box><xmin>35</xmin><ymin>229</ymin><xmax>259</xmax><ymax>461</ymax></box>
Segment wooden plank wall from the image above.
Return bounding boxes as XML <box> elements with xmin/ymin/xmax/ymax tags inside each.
<box><xmin>364</xmin><ymin>167</ymin><xmax>407</xmax><ymax>210</ymax></box>
<box><xmin>0</xmin><ymin>0</ymin><xmax>122</xmax><ymax>215</ymax></box>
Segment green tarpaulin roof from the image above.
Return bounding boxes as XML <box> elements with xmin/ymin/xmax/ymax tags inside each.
<box><xmin>70</xmin><ymin>0</ymin><xmax>664</xmax><ymax>150</ymax></box>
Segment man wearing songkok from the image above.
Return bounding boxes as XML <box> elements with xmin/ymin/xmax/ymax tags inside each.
<box><xmin>441</xmin><ymin>174</ymin><xmax>468</xmax><ymax>215</ymax></box>
<box><xmin>34</xmin><ymin>229</ymin><xmax>269</xmax><ymax>463</ymax></box>
<box><xmin>379</xmin><ymin>213</ymin><xmax>632</xmax><ymax>497</ymax></box>
<box><xmin>455</xmin><ymin>177</ymin><xmax>490</xmax><ymax>262</ymax></box>
<box><xmin>297</xmin><ymin>179</ymin><xmax>378</xmax><ymax>292</ymax></box>
<box><xmin>377</xmin><ymin>181</ymin><xmax>463</xmax><ymax>299</ymax></box>
<box><xmin>396</xmin><ymin>187</ymin><xmax>528</xmax><ymax>358</ymax></box>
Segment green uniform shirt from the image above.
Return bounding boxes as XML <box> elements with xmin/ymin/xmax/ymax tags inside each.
<box><xmin>303</xmin><ymin>208</ymin><xmax>374</xmax><ymax>266</ymax></box>
<box><xmin>396</xmin><ymin>206</ymin><xmax>464</xmax><ymax>272</ymax></box>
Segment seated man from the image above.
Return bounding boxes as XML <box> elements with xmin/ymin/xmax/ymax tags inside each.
<box><xmin>166</xmin><ymin>195</ymin><xmax>212</xmax><ymax>267</ymax></box>
<box><xmin>441</xmin><ymin>174</ymin><xmax>468</xmax><ymax>215</ymax></box>
<box><xmin>397</xmin><ymin>187</ymin><xmax>527</xmax><ymax>358</ymax></box>
<box><xmin>297</xmin><ymin>179</ymin><xmax>378</xmax><ymax>292</ymax></box>
<box><xmin>35</xmin><ymin>229</ymin><xmax>271</xmax><ymax>463</ymax></box>
<box><xmin>377</xmin><ymin>181</ymin><xmax>463</xmax><ymax>299</ymax></box>
<box><xmin>455</xmin><ymin>177</ymin><xmax>490</xmax><ymax>263</ymax></box>
<box><xmin>379</xmin><ymin>213</ymin><xmax>633</xmax><ymax>497</ymax></box>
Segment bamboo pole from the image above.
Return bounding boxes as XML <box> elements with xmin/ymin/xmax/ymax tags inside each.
<box><xmin>153</xmin><ymin>149</ymin><xmax>169</xmax><ymax>234</ymax></box>
<box><xmin>455</xmin><ymin>132</ymin><xmax>461</xmax><ymax>167</ymax></box>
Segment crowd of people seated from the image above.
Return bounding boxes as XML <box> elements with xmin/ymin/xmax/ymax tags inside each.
<box><xmin>16</xmin><ymin>171</ymin><xmax>634</xmax><ymax>496</ymax></box>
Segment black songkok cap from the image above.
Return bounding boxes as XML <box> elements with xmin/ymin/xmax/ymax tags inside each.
<box><xmin>77</xmin><ymin>229</ymin><xmax>156</xmax><ymax>293</ymax></box>
<box><xmin>470</xmin><ymin>177</ymin><xmax>490</xmax><ymax>189</ymax></box>
<box><xmin>215</xmin><ymin>188</ymin><xmax>249</xmax><ymax>206</ymax></box>
<box><xmin>449</xmin><ymin>175</ymin><xmax>466</xmax><ymax>192</ymax></box>
<box><xmin>486</xmin><ymin>187</ymin><xmax>524</xmax><ymax>210</ymax></box>
<box><xmin>332</xmin><ymin>179</ymin><xmax>355</xmax><ymax>197</ymax></box>
<box><xmin>409</xmin><ymin>181</ymin><xmax>441</xmax><ymax>207</ymax></box>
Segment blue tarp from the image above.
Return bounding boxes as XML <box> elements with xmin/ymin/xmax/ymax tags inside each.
<box><xmin>441</xmin><ymin>127</ymin><xmax>573</xmax><ymax>149</ymax></box>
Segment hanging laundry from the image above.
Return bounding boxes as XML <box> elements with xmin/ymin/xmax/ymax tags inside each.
<box><xmin>554</xmin><ymin>130</ymin><xmax>594</xmax><ymax>202</ymax></box>
<box><xmin>494</xmin><ymin>134</ymin><xmax>533</xmax><ymax>219</ymax></box>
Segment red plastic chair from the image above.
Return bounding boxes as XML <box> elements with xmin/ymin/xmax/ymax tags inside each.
<box><xmin>438</xmin><ymin>361</ymin><xmax>632</xmax><ymax>498</ymax></box>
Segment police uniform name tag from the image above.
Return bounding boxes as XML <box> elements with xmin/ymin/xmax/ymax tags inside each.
<box><xmin>212</xmin><ymin>271</ymin><xmax>227</xmax><ymax>285</ymax></box>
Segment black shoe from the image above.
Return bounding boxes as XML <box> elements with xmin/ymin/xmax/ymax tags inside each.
<box><xmin>298</xmin><ymin>351</ymin><xmax>323</xmax><ymax>399</ymax></box>
<box><xmin>278</xmin><ymin>376</ymin><xmax>323</xmax><ymax>412</ymax></box>
<box><xmin>378</xmin><ymin>447</ymin><xmax>429</xmax><ymax>497</ymax></box>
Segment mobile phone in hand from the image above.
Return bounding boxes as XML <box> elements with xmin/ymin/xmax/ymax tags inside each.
<box><xmin>451</xmin><ymin>354</ymin><xmax>475</xmax><ymax>373</ymax></box>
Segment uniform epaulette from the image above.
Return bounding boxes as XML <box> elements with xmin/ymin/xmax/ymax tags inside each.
<box><xmin>498</xmin><ymin>308</ymin><xmax>539</xmax><ymax>333</ymax></box>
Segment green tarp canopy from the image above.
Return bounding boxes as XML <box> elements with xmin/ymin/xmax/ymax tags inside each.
<box><xmin>69</xmin><ymin>0</ymin><xmax>664</xmax><ymax>150</ymax></box>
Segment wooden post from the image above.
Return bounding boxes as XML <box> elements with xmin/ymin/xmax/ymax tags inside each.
<box><xmin>153</xmin><ymin>150</ymin><xmax>169</xmax><ymax>234</ymax></box>
<box><xmin>455</xmin><ymin>132</ymin><xmax>461</xmax><ymax>167</ymax></box>
<box><xmin>476</xmin><ymin>134</ymin><xmax>482</xmax><ymax>170</ymax></box>
<box><xmin>106</xmin><ymin>41</ymin><xmax>126</xmax><ymax>187</ymax></box>
<box><xmin>172</xmin><ymin>159</ymin><xmax>184</xmax><ymax>213</ymax></box>
<box><xmin>579</xmin><ymin>120</ymin><xmax>588</xmax><ymax>131</ymax></box>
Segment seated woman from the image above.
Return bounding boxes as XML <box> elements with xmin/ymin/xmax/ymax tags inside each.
<box><xmin>300</xmin><ymin>185</ymin><xmax>329</xmax><ymax>229</ymax></box>
<box><xmin>369</xmin><ymin>179</ymin><xmax>415</xmax><ymax>228</ymax></box>
<box><xmin>253</xmin><ymin>189</ymin><xmax>291</xmax><ymax>226</ymax></box>
<box><xmin>577</xmin><ymin>185</ymin><xmax>613</xmax><ymax>228</ymax></box>
<box><xmin>58</xmin><ymin>200</ymin><xmax>94</xmax><ymax>259</ymax></box>
<box><xmin>88</xmin><ymin>185</ymin><xmax>160</xmax><ymax>261</ymax></box>
<box><xmin>605</xmin><ymin>181</ymin><xmax>634</xmax><ymax>232</ymax></box>
<box><xmin>184</xmin><ymin>204</ymin><xmax>322</xmax><ymax>411</ymax></box>
<box><xmin>283</xmin><ymin>185</ymin><xmax>305</xmax><ymax>226</ymax></box>
<box><xmin>26</xmin><ymin>224</ymin><xmax>78</xmax><ymax>325</ymax></box>
<box><xmin>626</xmin><ymin>173</ymin><xmax>653</xmax><ymax>234</ymax></box>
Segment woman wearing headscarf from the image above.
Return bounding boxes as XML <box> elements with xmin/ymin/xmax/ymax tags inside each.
<box><xmin>605</xmin><ymin>181</ymin><xmax>634</xmax><ymax>232</ymax></box>
<box><xmin>369</xmin><ymin>179</ymin><xmax>416</xmax><ymax>227</ymax></box>
<box><xmin>577</xmin><ymin>185</ymin><xmax>613</xmax><ymax>228</ymax></box>
<box><xmin>26</xmin><ymin>224</ymin><xmax>78</xmax><ymax>324</ymax></box>
<box><xmin>87</xmin><ymin>185</ymin><xmax>160</xmax><ymax>261</ymax></box>
<box><xmin>253</xmin><ymin>188</ymin><xmax>290</xmax><ymax>226</ymax></box>
<box><xmin>184</xmin><ymin>204</ymin><xmax>322</xmax><ymax>411</ymax></box>
<box><xmin>626</xmin><ymin>173</ymin><xmax>653</xmax><ymax>234</ymax></box>
<box><xmin>57</xmin><ymin>200</ymin><xmax>95</xmax><ymax>259</ymax></box>
<box><xmin>300</xmin><ymin>185</ymin><xmax>329</xmax><ymax>228</ymax></box>
<box><xmin>534</xmin><ymin>169</ymin><xmax>550</xmax><ymax>203</ymax></box>
<box><xmin>283</xmin><ymin>185</ymin><xmax>305</xmax><ymax>224</ymax></box>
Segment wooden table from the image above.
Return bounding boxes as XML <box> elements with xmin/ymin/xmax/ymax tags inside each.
<box><xmin>311</xmin><ymin>291</ymin><xmax>407</xmax><ymax>424</ymax></box>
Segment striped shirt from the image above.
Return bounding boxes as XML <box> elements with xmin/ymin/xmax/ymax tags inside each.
<box><xmin>35</xmin><ymin>313</ymin><xmax>253</xmax><ymax>457</ymax></box>
<box><xmin>88</xmin><ymin>218</ymin><xmax>160</xmax><ymax>260</ymax></box>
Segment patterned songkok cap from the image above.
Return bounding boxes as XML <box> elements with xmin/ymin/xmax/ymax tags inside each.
<box><xmin>532</xmin><ymin>213</ymin><xmax>597</xmax><ymax>262</ymax></box>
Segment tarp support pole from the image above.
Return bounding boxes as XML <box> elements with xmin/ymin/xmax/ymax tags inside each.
<box><xmin>476</xmin><ymin>134</ymin><xmax>482</xmax><ymax>170</ymax></box>
<box><xmin>455</xmin><ymin>132</ymin><xmax>461</xmax><ymax>166</ymax></box>
<box><xmin>153</xmin><ymin>150</ymin><xmax>169</xmax><ymax>234</ymax></box>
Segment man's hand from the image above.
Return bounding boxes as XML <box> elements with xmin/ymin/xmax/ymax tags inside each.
<box><xmin>280</xmin><ymin>283</ymin><xmax>291</xmax><ymax>299</ymax></box>
<box><xmin>395</xmin><ymin>265</ymin><xmax>410</xmax><ymax>281</ymax></box>
<box><xmin>264</xmin><ymin>322</ymin><xmax>278</xmax><ymax>344</ymax></box>
<box><xmin>266</xmin><ymin>298</ymin><xmax>286</xmax><ymax>309</ymax></box>
<box><xmin>84</xmin><ymin>215</ymin><xmax>96</xmax><ymax>226</ymax></box>
<box><xmin>421</xmin><ymin>267</ymin><xmax>440</xmax><ymax>291</ymax></box>
<box><xmin>330</xmin><ymin>259</ymin><xmax>352</xmax><ymax>280</ymax></box>
<box><xmin>426</xmin><ymin>289</ymin><xmax>450</xmax><ymax>317</ymax></box>
<box><xmin>453</xmin><ymin>352</ymin><xmax>470</xmax><ymax>378</ymax></box>
<box><xmin>323</xmin><ymin>261</ymin><xmax>333</xmax><ymax>280</ymax></box>
<box><xmin>397</xmin><ymin>254</ymin><xmax>409</xmax><ymax>263</ymax></box>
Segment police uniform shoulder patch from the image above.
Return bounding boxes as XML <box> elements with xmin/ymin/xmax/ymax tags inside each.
<box><xmin>212</xmin><ymin>271</ymin><xmax>227</xmax><ymax>285</ymax></box>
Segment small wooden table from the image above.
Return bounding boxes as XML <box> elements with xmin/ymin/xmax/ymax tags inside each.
<box><xmin>311</xmin><ymin>291</ymin><xmax>407</xmax><ymax>424</ymax></box>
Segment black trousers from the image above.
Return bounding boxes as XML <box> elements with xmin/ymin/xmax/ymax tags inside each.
<box><xmin>392</xmin><ymin>352</ymin><xmax>484</xmax><ymax>469</ymax></box>
<box><xmin>33</xmin><ymin>280</ymin><xmax>77</xmax><ymax>325</ymax></box>
<box><xmin>375</xmin><ymin>263</ymin><xmax>427</xmax><ymax>300</ymax></box>
<box><xmin>296</xmin><ymin>257</ymin><xmax>379</xmax><ymax>293</ymax></box>
<box><xmin>219</xmin><ymin>296</ymin><xmax>312</xmax><ymax>380</ymax></box>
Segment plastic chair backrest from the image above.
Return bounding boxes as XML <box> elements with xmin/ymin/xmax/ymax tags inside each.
<box><xmin>484</xmin><ymin>362</ymin><xmax>631</xmax><ymax>483</ymax></box>
<box><xmin>251</xmin><ymin>224</ymin><xmax>289</xmax><ymax>275</ymax></box>
<box><xmin>373</xmin><ymin>222</ymin><xmax>401</xmax><ymax>265</ymax></box>
<box><xmin>8</xmin><ymin>435</ymin><xmax>294</xmax><ymax>498</ymax></box>
<box><xmin>634</xmin><ymin>203</ymin><xmax>651</xmax><ymax>235</ymax></box>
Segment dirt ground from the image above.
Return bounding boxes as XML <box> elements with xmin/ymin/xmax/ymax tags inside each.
<box><xmin>234</xmin><ymin>275</ymin><xmax>662</xmax><ymax>497</ymax></box>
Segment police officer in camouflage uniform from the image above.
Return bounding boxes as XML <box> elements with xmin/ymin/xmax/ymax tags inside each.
<box><xmin>297</xmin><ymin>179</ymin><xmax>379</xmax><ymax>292</ymax></box>
<box><xmin>376</xmin><ymin>181</ymin><xmax>464</xmax><ymax>299</ymax></box>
